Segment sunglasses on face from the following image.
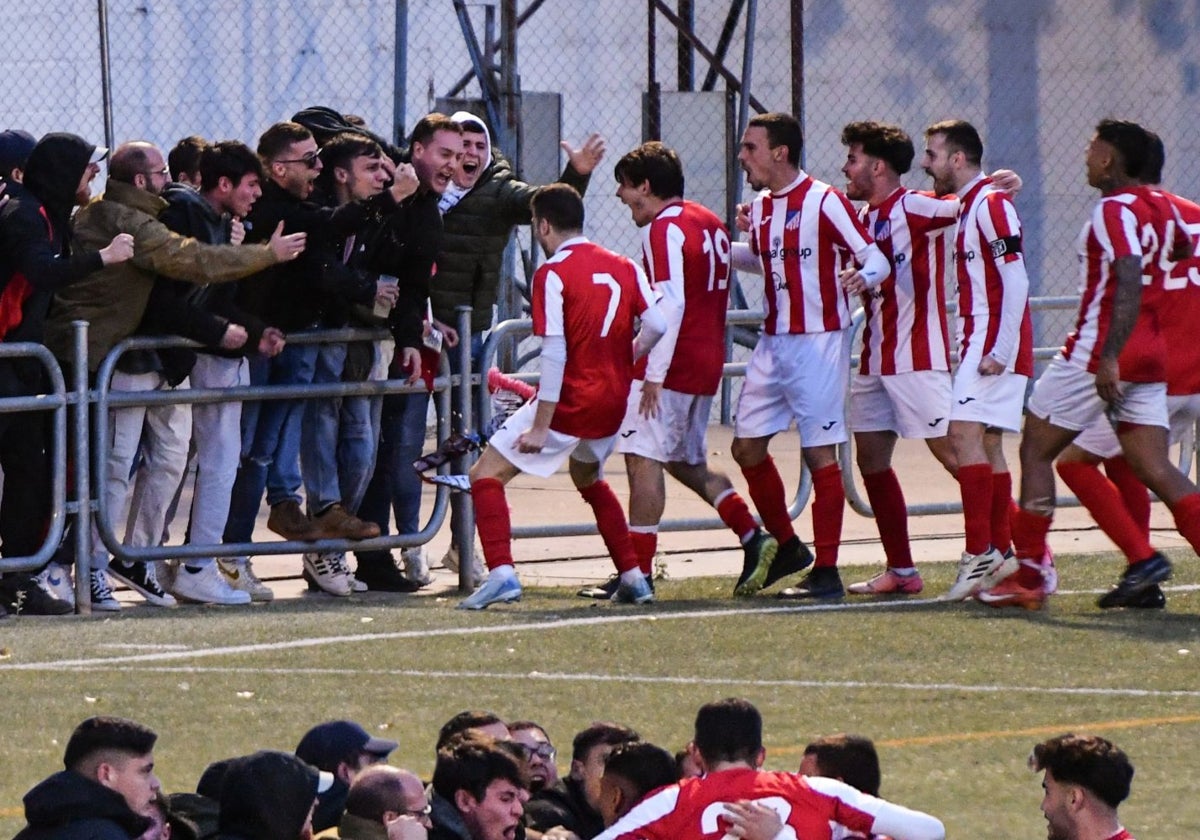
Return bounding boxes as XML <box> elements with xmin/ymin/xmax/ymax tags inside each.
<box><xmin>515</xmin><ymin>742</ymin><xmax>557</xmax><ymax>760</ymax></box>
<box><xmin>277</xmin><ymin>150</ymin><xmax>320</xmax><ymax>168</ymax></box>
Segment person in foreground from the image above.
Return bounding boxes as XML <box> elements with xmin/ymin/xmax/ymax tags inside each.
<box><xmin>1030</xmin><ymin>734</ymin><xmax>1136</xmax><ymax>840</ymax></box>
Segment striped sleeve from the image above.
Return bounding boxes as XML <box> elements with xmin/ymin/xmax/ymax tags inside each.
<box><xmin>1094</xmin><ymin>199</ymin><xmax>1143</xmax><ymax>261</ymax></box>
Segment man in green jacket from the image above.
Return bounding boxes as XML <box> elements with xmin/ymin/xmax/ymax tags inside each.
<box><xmin>44</xmin><ymin>140</ymin><xmax>306</xmax><ymax>611</ymax></box>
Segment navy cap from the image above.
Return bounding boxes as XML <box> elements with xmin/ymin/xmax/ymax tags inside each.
<box><xmin>0</xmin><ymin>129</ymin><xmax>37</xmax><ymax>176</ymax></box>
<box><xmin>295</xmin><ymin>720</ymin><xmax>397</xmax><ymax>771</ymax></box>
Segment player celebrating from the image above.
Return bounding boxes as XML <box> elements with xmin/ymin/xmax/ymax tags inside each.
<box><xmin>460</xmin><ymin>184</ymin><xmax>666</xmax><ymax>610</ymax></box>
<box><xmin>576</xmin><ymin>141</ymin><xmax>780</xmax><ymax>601</ymax></box>
<box><xmin>921</xmin><ymin>119</ymin><xmax>1034</xmax><ymax>601</ymax></box>
<box><xmin>730</xmin><ymin>113</ymin><xmax>890</xmax><ymax>600</ymax></box>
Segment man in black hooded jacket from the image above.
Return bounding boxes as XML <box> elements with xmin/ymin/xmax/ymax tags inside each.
<box><xmin>0</xmin><ymin>132</ymin><xmax>133</xmax><ymax>614</ymax></box>
<box><xmin>216</xmin><ymin>750</ymin><xmax>332</xmax><ymax>840</ymax></box>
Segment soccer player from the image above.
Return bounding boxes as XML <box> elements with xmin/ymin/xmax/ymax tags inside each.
<box><xmin>730</xmin><ymin>113</ymin><xmax>890</xmax><ymax>600</ymax></box>
<box><xmin>983</xmin><ymin>119</ymin><xmax>1200</xmax><ymax>609</ymax></box>
<box><xmin>837</xmin><ymin>121</ymin><xmax>959</xmax><ymax>595</ymax></box>
<box><xmin>460</xmin><ymin>184</ymin><xmax>667</xmax><ymax>610</ymax></box>
<box><xmin>1029</xmin><ymin>734</ymin><xmax>1137</xmax><ymax>840</ymax></box>
<box><xmin>921</xmin><ymin>119</ymin><xmax>1034</xmax><ymax>602</ymax></box>
<box><xmin>1052</xmin><ymin>133</ymin><xmax>1200</xmax><ymax>609</ymax></box>
<box><xmin>578</xmin><ymin>141</ymin><xmax>779</xmax><ymax>601</ymax></box>
<box><xmin>592</xmin><ymin>698</ymin><xmax>945</xmax><ymax>840</ymax></box>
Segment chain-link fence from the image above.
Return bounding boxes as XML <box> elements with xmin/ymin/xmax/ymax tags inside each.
<box><xmin>4</xmin><ymin>0</ymin><xmax>1197</xmax><ymax>365</ymax></box>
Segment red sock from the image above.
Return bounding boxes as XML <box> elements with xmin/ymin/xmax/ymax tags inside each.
<box><xmin>629</xmin><ymin>529</ymin><xmax>658</xmax><ymax>577</ymax></box>
<box><xmin>811</xmin><ymin>464</ymin><xmax>844</xmax><ymax>568</ymax></box>
<box><xmin>579</xmin><ymin>480</ymin><xmax>639</xmax><ymax>573</ymax></box>
<box><xmin>990</xmin><ymin>472</ymin><xmax>1015</xmax><ymax>555</ymax></box>
<box><xmin>471</xmin><ymin>477</ymin><xmax>512</xmax><ymax>570</ymax></box>
<box><xmin>741</xmin><ymin>456</ymin><xmax>797</xmax><ymax>543</ymax></box>
<box><xmin>862</xmin><ymin>469</ymin><xmax>912</xmax><ymax>569</ymax></box>
<box><xmin>715</xmin><ymin>490</ymin><xmax>759</xmax><ymax>543</ymax></box>
<box><xmin>958</xmin><ymin>463</ymin><xmax>993</xmax><ymax>555</ymax></box>
<box><xmin>1057</xmin><ymin>461</ymin><xmax>1154</xmax><ymax>563</ymax></box>
<box><xmin>1104</xmin><ymin>455</ymin><xmax>1151</xmax><ymax>539</ymax></box>
<box><xmin>1169</xmin><ymin>492</ymin><xmax>1200</xmax><ymax>555</ymax></box>
<box><xmin>1013</xmin><ymin>508</ymin><xmax>1052</xmax><ymax>586</ymax></box>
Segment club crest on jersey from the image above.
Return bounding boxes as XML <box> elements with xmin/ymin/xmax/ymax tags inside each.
<box><xmin>785</xmin><ymin>210</ymin><xmax>801</xmax><ymax>231</ymax></box>
<box><xmin>873</xmin><ymin>219</ymin><xmax>891</xmax><ymax>241</ymax></box>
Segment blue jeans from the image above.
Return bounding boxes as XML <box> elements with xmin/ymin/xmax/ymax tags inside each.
<box><xmin>224</xmin><ymin>341</ymin><xmax>319</xmax><ymax>542</ymax></box>
<box><xmin>358</xmin><ymin>389</ymin><xmax>429</xmax><ymax>536</ymax></box>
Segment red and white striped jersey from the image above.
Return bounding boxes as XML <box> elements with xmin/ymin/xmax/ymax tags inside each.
<box><xmin>531</xmin><ymin>237</ymin><xmax>656</xmax><ymax>438</ymax></box>
<box><xmin>636</xmin><ymin>199</ymin><xmax>732</xmax><ymax>395</ymax></box>
<box><xmin>593</xmin><ymin>767</ymin><xmax>940</xmax><ymax>840</ymax></box>
<box><xmin>747</xmin><ymin>172</ymin><xmax>875</xmax><ymax>335</ymax></box>
<box><xmin>857</xmin><ymin>188</ymin><xmax>957</xmax><ymax>375</ymax></box>
<box><xmin>1060</xmin><ymin>187</ymin><xmax>1173</xmax><ymax>382</ymax></box>
<box><xmin>1159</xmin><ymin>191</ymin><xmax>1200</xmax><ymax>395</ymax></box>
<box><xmin>953</xmin><ymin>174</ymin><xmax>1034</xmax><ymax>375</ymax></box>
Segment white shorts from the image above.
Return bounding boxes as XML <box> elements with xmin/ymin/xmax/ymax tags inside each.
<box><xmin>849</xmin><ymin>370</ymin><xmax>953</xmax><ymax>439</ymax></box>
<box><xmin>1026</xmin><ymin>357</ymin><xmax>1167</xmax><ymax>432</ymax></box>
<box><xmin>735</xmin><ymin>331</ymin><xmax>850</xmax><ymax>446</ymax></box>
<box><xmin>486</xmin><ymin>399</ymin><xmax>617</xmax><ymax>478</ymax></box>
<box><xmin>950</xmin><ymin>357</ymin><xmax>1028</xmax><ymax>432</ymax></box>
<box><xmin>616</xmin><ymin>380</ymin><xmax>712</xmax><ymax>464</ymax></box>
<box><xmin>1075</xmin><ymin>392</ymin><xmax>1200</xmax><ymax>459</ymax></box>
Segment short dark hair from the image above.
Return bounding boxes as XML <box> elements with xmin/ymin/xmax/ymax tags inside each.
<box><xmin>603</xmin><ymin>742</ymin><xmax>677</xmax><ymax>803</ymax></box>
<box><xmin>432</xmin><ymin>735</ymin><xmax>527</xmax><ymax>804</ymax></box>
<box><xmin>840</xmin><ymin>121</ymin><xmax>915</xmax><ymax>176</ymax></box>
<box><xmin>692</xmin><ymin>698</ymin><xmax>761</xmax><ymax>765</ymax></box>
<box><xmin>748</xmin><ymin>113</ymin><xmax>803</xmax><ymax>167</ymax></box>
<box><xmin>321</xmin><ymin>132</ymin><xmax>383</xmax><ymax>172</ymax></box>
<box><xmin>571</xmin><ymin>722</ymin><xmax>640</xmax><ymax>763</ymax></box>
<box><xmin>613</xmin><ymin>142</ymin><xmax>685</xmax><ymax>199</ymax></box>
<box><xmin>108</xmin><ymin>143</ymin><xmax>156</xmax><ymax>184</ymax></box>
<box><xmin>199</xmin><ymin>141</ymin><xmax>264</xmax><ymax>192</ymax></box>
<box><xmin>1095</xmin><ymin>118</ymin><xmax>1152</xmax><ymax>180</ymax></box>
<box><xmin>1030</xmin><ymin>734</ymin><xmax>1134</xmax><ymax>810</ymax></box>
<box><xmin>257</xmin><ymin>122</ymin><xmax>313</xmax><ymax>163</ymax></box>
<box><xmin>409</xmin><ymin>113</ymin><xmax>462</xmax><ymax>148</ymax></box>
<box><xmin>437</xmin><ymin>711</ymin><xmax>505</xmax><ymax>751</ymax></box>
<box><xmin>531</xmin><ymin>184</ymin><xmax>585</xmax><ymax>234</ymax></box>
<box><xmin>508</xmin><ymin>720</ymin><xmax>549</xmax><ymax>738</ymax></box>
<box><xmin>168</xmin><ymin>136</ymin><xmax>209</xmax><ymax>182</ymax></box>
<box><xmin>1140</xmin><ymin>130</ymin><xmax>1165</xmax><ymax>184</ymax></box>
<box><xmin>924</xmin><ymin>119</ymin><xmax>983</xmax><ymax>167</ymax></box>
<box><xmin>63</xmin><ymin>716</ymin><xmax>157</xmax><ymax>770</ymax></box>
<box><xmin>802</xmin><ymin>734</ymin><xmax>882</xmax><ymax>797</ymax></box>
<box><xmin>344</xmin><ymin>767</ymin><xmax>409</xmax><ymax>824</ymax></box>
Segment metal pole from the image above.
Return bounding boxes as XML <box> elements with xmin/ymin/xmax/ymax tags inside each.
<box><xmin>394</xmin><ymin>0</ymin><xmax>408</xmax><ymax>142</ymax></box>
<box><xmin>96</xmin><ymin>0</ymin><xmax>115</xmax><ymax>153</ymax></box>
<box><xmin>72</xmin><ymin>322</ymin><xmax>91</xmax><ymax>615</ymax></box>
<box><xmin>677</xmin><ymin>0</ymin><xmax>694</xmax><ymax>90</ymax></box>
<box><xmin>736</xmin><ymin>0</ymin><xmax>757</xmax><ymax>140</ymax></box>
<box><xmin>790</xmin><ymin>0</ymin><xmax>804</xmax><ymax>156</ymax></box>
<box><xmin>453</xmin><ymin>306</ymin><xmax>476</xmax><ymax>593</ymax></box>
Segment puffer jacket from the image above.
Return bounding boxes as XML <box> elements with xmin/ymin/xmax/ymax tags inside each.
<box><xmin>14</xmin><ymin>770</ymin><xmax>150</xmax><ymax>840</ymax></box>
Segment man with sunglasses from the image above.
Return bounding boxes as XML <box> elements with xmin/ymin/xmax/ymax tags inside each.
<box><xmin>508</xmin><ymin>722</ymin><xmax>559</xmax><ymax>794</ymax></box>
<box><xmin>338</xmin><ymin>765</ymin><xmax>433</xmax><ymax>840</ymax></box>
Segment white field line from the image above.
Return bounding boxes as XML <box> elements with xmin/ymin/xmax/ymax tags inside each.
<box><xmin>89</xmin><ymin>664</ymin><xmax>1200</xmax><ymax>699</ymax></box>
<box><xmin>1</xmin><ymin>584</ymin><xmax>1196</xmax><ymax>674</ymax></box>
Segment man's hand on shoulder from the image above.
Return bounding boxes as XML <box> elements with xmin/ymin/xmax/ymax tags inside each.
<box><xmin>99</xmin><ymin>232</ymin><xmax>135</xmax><ymax>265</ymax></box>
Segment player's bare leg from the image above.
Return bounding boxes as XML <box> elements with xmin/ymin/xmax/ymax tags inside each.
<box><xmin>570</xmin><ymin>456</ymin><xmax>650</xmax><ymax>604</ymax></box>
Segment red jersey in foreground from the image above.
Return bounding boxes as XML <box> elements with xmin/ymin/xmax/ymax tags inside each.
<box><xmin>531</xmin><ymin>236</ymin><xmax>656</xmax><ymax>438</ymax></box>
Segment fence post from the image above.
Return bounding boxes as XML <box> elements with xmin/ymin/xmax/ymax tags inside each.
<box><xmin>453</xmin><ymin>306</ymin><xmax>477</xmax><ymax>592</ymax></box>
<box><xmin>72</xmin><ymin>321</ymin><xmax>92</xmax><ymax>615</ymax></box>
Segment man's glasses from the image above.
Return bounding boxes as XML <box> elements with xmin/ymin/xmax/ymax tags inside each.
<box><xmin>276</xmin><ymin>150</ymin><xmax>320</xmax><ymax>168</ymax></box>
<box><xmin>402</xmin><ymin>804</ymin><xmax>433</xmax><ymax>819</ymax></box>
<box><xmin>515</xmin><ymin>742</ymin><xmax>557</xmax><ymax>760</ymax></box>
<box><xmin>145</xmin><ymin>166</ymin><xmax>170</xmax><ymax>177</ymax></box>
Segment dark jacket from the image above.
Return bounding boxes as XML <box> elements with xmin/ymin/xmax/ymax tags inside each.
<box><xmin>236</xmin><ymin>180</ymin><xmax>382</xmax><ymax>333</ymax></box>
<box><xmin>523</xmin><ymin>777</ymin><xmax>604</xmax><ymax>840</ymax></box>
<box><xmin>427</xmin><ymin>791</ymin><xmax>471</xmax><ymax>840</ymax></box>
<box><xmin>434</xmin><ymin>152</ymin><xmax>589</xmax><ymax>332</ymax></box>
<box><xmin>0</xmin><ymin>133</ymin><xmax>104</xmax><ymax>350</ymax></box>
<box><xmin>216</xmin><ymin>750</ymin><xmax>322</xmax><ymax>840</ymax></box>
<box><xmin>14</xmin><ymin>769</ymin><xmax>151</xmax><ymax>840</ymax></box>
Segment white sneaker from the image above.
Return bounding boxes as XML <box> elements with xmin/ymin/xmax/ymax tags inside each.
<box><xmin>443</xmin><ymin>544</ymin><xmax>485</xmax><ymax>587</ymax></box>
<box><xmin>218</xmin><ymin>558</ymin><xmax>275</xmax><ymax>602</ymax></box>
<box><xmin>334</xmin><ymin>553</ymin><xmax>368</xmax><ymax>592</ymax></box>
<box><xmin>172</xmin><ymin>563</ymin><xmax>252</xmax><ymax>605</ymax></box>
<box><xmin>303</xmin><ymin>552</ymin><xmax>352</xmax><ymax>596</ymax></box>
<box><xmin>36</xmin><ymin>563</ymin><xmax>75</xmax><ymax>607</ymax></box>
<box><xmin>457</xmin><ymin>566</ymin><xmax>522</xmax><ymax>610</ymax></box>
<box><xmin>89</xmin><ymin>569</ymin><xmax>121</xmax><ymax>612</ymax></box>
<box><xmin>401</xmin><ymin>546</ymin><xmax>433</xmax><ymax>586</ymax></box>
<box><xmin>946</xmin><ymin>548</ymin><xmax>1006</xmax><ymax>601</ymax></box>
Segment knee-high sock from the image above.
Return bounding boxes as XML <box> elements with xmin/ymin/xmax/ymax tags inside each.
<box><xmin>714</xmin><ymin>489</ymin><xmax>759</xmax><ymax>544</ymax></box>
<box><xmin>1169</xmin><ymin>492</ymin><xmax>1200</xmax><ymax>555</ymax></box>
<box><xmin>1012</xmin><ymin>508</ymin><xmax>1052</xmax><ymax>587</ymax></box>
<box><xmin>1057</xmin><ymin>461</ymin><xmax>1154</xmax><ymax>564</ymax></box>
<box><xmin>1103</xmin><ymin>455</ymin><xmax>1151</xmax><ymax>539</ymax></box>
<box><xmin>471</xmin><ymin>477</ymin><xmax>512</xmax><ymax>570</ymax></box>
<box><xmin>741</xmin><ymin>456</ymin><xmax>797</xmax><ymax>544</ymax></box>
<box><xmin>629</xmin><ymin>527</ymin><xmax>658</xmax><ymax>577</ymax></box>
<box><xmin>990</xmin><ymin>472</ymin><xmax>1015</xmax><ymax>555</ymax></box>
<box><xmin>958</xmin><ymin>463</ymin><xmax>993</xmax><ymax>556</ymax></box>
<box><xmin>811</xmin><ymin>464</ymin><xmax>845</xmax><ymax>568</ymax></box>
<box><xmin>579</xmin><ymin>480</ymin><xmax>639</xmax><ymax>573</ymax></box>
<box><xmin>862</xmin><ymin>468</ymin><xmax>912</xmax><ymax>569</ymax></box>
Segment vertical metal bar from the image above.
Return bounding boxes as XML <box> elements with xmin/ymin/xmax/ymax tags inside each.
<box><xmin>701</xmin><ymin>0</ymin><xmax>747</xmax><ymax>91</ymax></box>
<box><xmin>72</xmin><ymin>322</ymin><xmax>91</xmax><ymax>615</ymax></box>
<box><xmin>453</xmin><ymin>306</ymin><xmax>475</xmax><ymax>593</ymax></box>
<box><xmin>394</xmin><ymin>0</ymin><xmax>408</xmax><ymax>142</ymax></box>
<box><xmin>790</xmin><ymin>0</ymin><xmax>805</xmax><ymax>153</ymax></box>
<box><xmin>646</xmin><ymin>0</ymin><xmax>661</xmax><ymax>141</ymax></box>
<box><xmin>500</xmin><ymin>0</ymin><xmax>520</xmax><ymax>165</ymax></box>
<box><xmin>736</xmin><ymin>0</ymin><xmax>757</xmax><ymax>142</ymax></box>
<box><xmin>677</xmin><ymin>0</ymin><xmax>694</xmax><ymax>90</ymax></box>
<box><xmin>96</xmin><ymin>0</ymin><xmax>115</xmax><ymax>153</ymax></box>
